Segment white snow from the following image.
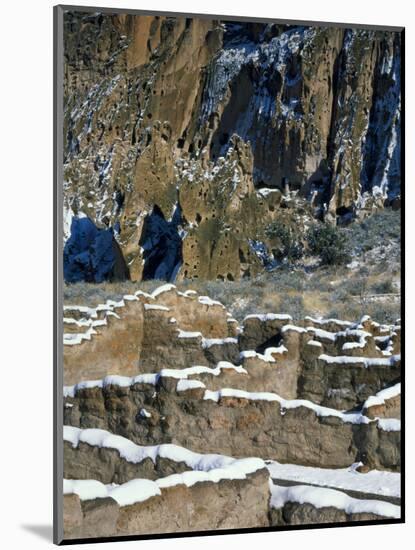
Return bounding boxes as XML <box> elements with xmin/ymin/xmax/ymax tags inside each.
<box><xmin>63</xmin><ymin>362</ymin><xmax>248</xmax><ymax>398</ymax></box>
<box><xmin>281</xmin><ymin>324</ymin><xmax>307</xmax><ymax>334</ymax></box>
<box><xmin>266</xmin><ymin>461</ymin><xmax>400</xmax><ymax>499</ymax></box>
<box><xmin>202</xmin><ymin>337</ymin><xmax>238</xmax><ymax>349</ymax></box>
<box><xmin>204</xmin><ymin>388</ymin><xmax>280</xmax><ymax>403</ymax></box>
<box><xmin>363</xmin><ymin>383</ymin><xmax>401</xmax><ymax>410</ymax></box>
<box><xmin>64</xmin><ymin>374</ymin><xmax>138</xmax><ymax>397</ymax></box>
<box><xmin>342</xmin><ymin>342</ymin><xmax>364</xmax><ymax>350</ymax></box>
<box><xmin>139</xmin><ymin>408</ymin><xmax>152</xmax><ymax>418</ymax></box>
<box><xmin>63</xmin><ymin>326</ymin><xmax>97</xmax><ymax>346</ymax></box>
<box><xmin>360</xmin><ymin>315</ymin><xmax>371</xmax><ymax>324</ymax></box>
<box><xmin>63</xmin><ymin>317</ymin><xmax>94</xmax><ymax>328</ymax></box>
<box><xmin>338</xmin><ymin>329</ymin><xmax>371</xmax><ymax>351</ymax></box>
<box><xmin>134</xmin><ymin>373</ymin><xmax>159</xmax><ymax>385</ymax></box>
<box><xmin>240</xmin><ymin>346</ymin><xmax>288</xmax><ymax>363</ymax></box>
<box><xmin>163</xmin><ymin>363</ymin><xmax>247</xmax><ymax>379</ymax></box>
<box><xmin>307</xmin><ymin>340</ymin><xmax>323</xmax><ymax>348</ymax></box>
<box><xmin>269</xmin><ymin>482</ymin><xmax>400</xmax><ymax>518</ymax></box>
<box><xmin>134</xmin><ymin>290</ymin><xmax>154</xmax><ymax>300</ymax></box>
<box><xmin>306</xmin><ymin>327</ymin><xmax>337</xmax><ymax>342</ymax></box>
<box><xmin>377</xmin><ymin>418</ymin><xmax>401</xmax><ymax>432</ymax></box>
<box><xmin>63</xmin><ymin>479</ymin><xmax>108</xmax><ymax>500</ymax></box>
<box><xmin>305</xmin><ymin>316</ymin><xmax>353</xmax><ymax>328</ymax></box>
<box><xmin>109</xmin><ymin>479</ymin><xmax>161</xmax><ymax>506</ymax></box>
<box><xmin>177</xmin><ymin>329</ymin><xmax>202</xmax><ymax>339</ymax></box>
<box><xmin>176</xmin><ymin>379</ymin><xmax>206</xmax><ymax>392</ymax></box>
<box><xmin>198</xmin><ymin>296</ymin><xmax>225</xmax><ymax>308</ymax></box>
<box><xmin>256</xmin><ymin>188</ymin><xmax>280</xmax><ymax>197</ymax></box>
<box><xmin>90</xmin><ymin>319</ymin><xmax>107</xmax><ymax>328</ymax></box>
<box><xmin>306</xmin><ymin>327</ymin><xmax>371</xmax><ymax>350</ymax></box>
<box><xmin>243</xmin><ymin>313</ymin><xmax>292</xmax><ymax>322</ymax></box>
<box><xmin>63</xmin><ymin>205</ymin><xmax>74</xmax><ymax>243</ymax></box>
<box><xmin>176</xmin><ymin>291</ymin><xmax>193</xmax><ymax>299</ymax></box>
<box><xmin>183</xmin><ymin>290</ymin><xmax>197</xmax><ymax>296</ymax></box>
<box><xmin>216</xmin><ymin>361</ymin><xmax>247</xmax><ymax>374</ymax></box>
<box><xmin>106</xmin><ymin>299</ymin><xmax>125</xmax><ymax>309</ymax></box>
<box><xmin>319</xmin><ymin>354</ymin><xmax>400</xmax><ymax>368</ymax></box>
<box><xmin>156</xmin><ymin>457</ymin><xmax>264</xmax><ymax>489</ymax></box>
<box><xmin>144</xmin><ymin>304</ymin><xmax>170</xmax><ymax>312</ymax></box>
<box><xmin>151</xmin><ymin>284</ymin><xmax>176</xmax><ymax>298</ymax></box>
<box><xmin>123</xmin><ymin>295</ymin><xmax>139</xmax><ymax>302</ymax></box>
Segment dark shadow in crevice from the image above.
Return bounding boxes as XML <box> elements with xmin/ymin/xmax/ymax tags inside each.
<box><xmin>140</xmin><ymin>204</ymin><xmax>183</xmax><ymax>282</ymax></box>
<box><xmin>256</xmin><ymin>334</ymin><xmax>283</xmax><ymax>355</ymax></box>
<box><xmin>63</xmin><ymin>217</ymin><xmax>130</xmax><ymax>283</ymax></box>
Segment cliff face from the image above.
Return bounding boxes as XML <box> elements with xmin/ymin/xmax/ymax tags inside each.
<box><xmin>63</xmin><ymin>12</ymin><xmax>401</xmax><ymax>282</ymax></box>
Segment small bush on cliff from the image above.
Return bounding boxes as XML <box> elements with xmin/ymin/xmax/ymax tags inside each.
<box><xmin>370</xmin><ymin>278</ymin><xmax>395</xmax><ymax>294</ymax></box>
<box><xmin>265</xmin><ymin>221</ymin><xmax>303</xmax><ymax>262</ymax></box>
<box><xmin>306</xmin><ymin>224</ymin><xmax>350</xmax><ymax>266</ymax></box>
<box><xmin>338</xmin><ymin>276</ymin><xmax>369</xmax><ymax>299</ymax></box>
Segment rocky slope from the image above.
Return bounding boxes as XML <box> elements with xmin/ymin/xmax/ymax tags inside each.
<box><xmin>63</xmin><ymin>11</ymin><xmax>401</xmax><ymax>283</ymax></box>
<box><xmin>62</xmin><ymin>283</ymin><xmax>401</xmax><ymax>539</ymax></box>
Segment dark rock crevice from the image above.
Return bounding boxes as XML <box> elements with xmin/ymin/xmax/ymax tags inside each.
<box><xmin>139</xmin><ymin>204</ymin><xmax>184</xmax><ymax>281</ymax></box>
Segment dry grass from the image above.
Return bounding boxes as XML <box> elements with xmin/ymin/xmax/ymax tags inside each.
<box><xmin>64</xmin><ymin>266</ymin><xmax>400</xmax><ymax>325</ymax></box>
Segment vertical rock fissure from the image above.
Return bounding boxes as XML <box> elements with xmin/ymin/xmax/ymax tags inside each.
<box><xmin>139</xmin><ymin>204</ymin><xmax>184</xmax><ymax>282</ymax></box>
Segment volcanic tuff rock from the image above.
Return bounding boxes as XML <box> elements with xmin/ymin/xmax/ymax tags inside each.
<box><xmin>63</xmin><ymin>12</ymin><xmax>401</xmax><ymax>282</ymax></box>
<box><xmin>63</xmin><ymin>283</ymin><xmax>401</xmax><ymax>536</ymax></box>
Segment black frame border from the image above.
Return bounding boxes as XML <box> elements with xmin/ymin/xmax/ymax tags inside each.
<box><xmin>53</xmin><ymin>4</ymin><xmax>405</xmax><ymax>545</ymax></box>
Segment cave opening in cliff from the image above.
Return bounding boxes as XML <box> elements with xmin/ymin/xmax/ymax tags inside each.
<box><xmin>139</xmin><ymin>204</ymin><xmax>183</xmax><ymax>282</ymax></box>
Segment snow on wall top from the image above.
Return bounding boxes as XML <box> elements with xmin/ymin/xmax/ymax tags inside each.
<box><xmin>269</xmin><ymin>482</ymin><xmax>400</xmax><ymax>518</ymax></box>
<box><xmin>202</xmin><ymin>388</ymin><xmax>400</xmax><ymax>431</ymax></box>
<box><xmin>363</xmin><ymin>383</ymin><xmax>401</xmax><ymax>410</ymax></box>
<box><xmin>63</xmin><ymin>426</ymin><xmax>266</xmax><ymax>505</ymax></box>
<box><xmin>266</xmin><ymin>460</ymin><xmax>400</xmax><ymax>499</ymax></box>
<box><xmin>64</xmin><ymin>453</ymin><xmax>265</xmax><ymax>506</ymax></box>
<box><xmin>63</xmin><ymin>362</ymin><xmax>248</xmax><ymax>397</ymax></box>
<box><xmin>318</xmin><ymin>354</ymin><xmax>400</xmax><ymax>368</ymax></box>
<box><xmin>243</xmin><ymin>313</ymin><xmax>293</xmax><ymax>322</ymax></box>
<box><xmin>64</xmin><ymin>425</ymin><xmax>242</xmax><ymax>470</ymax></box>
